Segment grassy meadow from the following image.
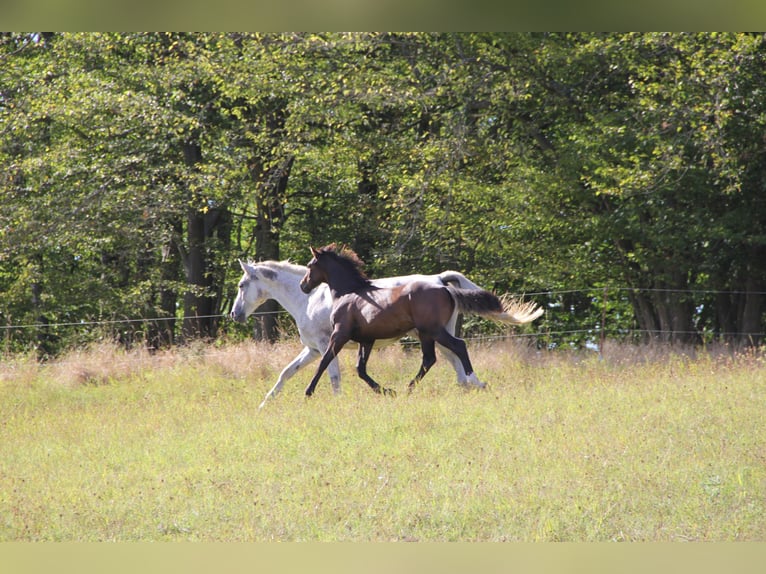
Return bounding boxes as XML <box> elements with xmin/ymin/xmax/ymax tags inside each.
<box><xmin>1</xmin><ymin>339</ymin><xmax>764</xmax><ymax>541</ymax></box>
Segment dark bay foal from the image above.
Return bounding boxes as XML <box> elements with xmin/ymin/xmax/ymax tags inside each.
<box><xmin>299</xmin><ymin>244</ymin><xmax>543</xmax><ymax>397</ymax></box>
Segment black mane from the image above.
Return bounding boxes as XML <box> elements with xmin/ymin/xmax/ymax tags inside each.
<box><xmin>316</xmin><ymin>243</ymin><xmax>368</xmax><ymax>278</ymax></box>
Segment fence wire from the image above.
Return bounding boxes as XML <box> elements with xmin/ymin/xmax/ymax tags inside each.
<box><xmin>2</xmin><ymin>287</ymin><xmax>765</xmax><ymax>344</ymax></box>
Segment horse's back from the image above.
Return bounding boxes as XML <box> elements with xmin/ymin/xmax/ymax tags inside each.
<box><xmin>372</xmin><ymin>274</ymin><xmax>440</xmax><ymax>289</ymax></box>
<box><xmin>333</xmin><ymin>286</ymin><xmax>412</xmax><ymax>340</ymax></box>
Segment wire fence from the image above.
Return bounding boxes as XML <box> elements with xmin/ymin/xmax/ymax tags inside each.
<box><xmin>0</xmin><ymin>314</ymin><xmax>226</xmax><ymax>331</ymax></box>
<box><xmin>2</xmin><ymin>287</ymin><xmax>765</xmax><ymax>351</ymax></box>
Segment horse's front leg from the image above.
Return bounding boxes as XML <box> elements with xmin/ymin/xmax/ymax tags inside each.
<box><xmin>259</xmin><ymin>346</ymin><xmax>320</xmax><ymax>408</ymax></box>
<box><xmin>305</xmin><ymin>330</ymin><xmax>349</xmax><ymax>397</ymax></box>
<box><xmin>356</xmin><ymin>342</ymin><xmax>396</xmax><ymax>397</ymax></box>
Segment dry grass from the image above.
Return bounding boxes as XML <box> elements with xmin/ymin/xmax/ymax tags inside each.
<box><xmin>1</xmin><ymin>339</ymin><xmax>765</xmax><ymax>541</ymax></box>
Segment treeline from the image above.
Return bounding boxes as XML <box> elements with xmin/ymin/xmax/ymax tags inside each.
<box><xmin>2</xmin><ymin>32</ymin><xmax>765</xmax><ymax>354</ymax></box>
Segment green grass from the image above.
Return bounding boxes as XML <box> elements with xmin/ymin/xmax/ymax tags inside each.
<box><xmin>1</xmin><ymin>340</ymin><xmax>764</xmax><ymax>541</ymax></box>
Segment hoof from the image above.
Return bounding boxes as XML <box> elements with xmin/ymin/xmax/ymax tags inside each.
<box><xmin>462</xmin><ymin>372</ymin><xmax>486</xmax><ymax>389</ymax></box>
<box><xmin>382</xmin><ymin>387</ymin><xmax>397</xmax><ymax>397</ymax></box>
<box><xmin>458</xmin><ymin>380</ymin><xmax>488</xmax><ymax>391</ymax></box>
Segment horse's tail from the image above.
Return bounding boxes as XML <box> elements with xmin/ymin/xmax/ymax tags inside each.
<box><xmin>448</xmin><ymin>287</ymin><xmax>544</xmax><ymax>325</ymax></box>
<box><xmin>437</xmin><ymin>270</ymin><xmax>483</xmax><ymax>291</ymax></box>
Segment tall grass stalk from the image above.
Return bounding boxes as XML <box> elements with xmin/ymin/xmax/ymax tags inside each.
<box><xmin>1</xmin><ymin>340</ymin><xmax>764</xmax><ymax>541</ymax></box>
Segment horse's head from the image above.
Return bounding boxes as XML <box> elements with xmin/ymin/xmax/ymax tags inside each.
<box><xmin>230</xmin><ymin>260</ymin><xmax>269</xmax><ymax>323</ymax></box>
<box><xmin>299</xmin><ymin>246</ymin><xmax>327</xmax><ymax>294</ymax></box>
<box><xmin>300</xmin><ymin>244</ymin><xmax>369</xmax><ymax>296</ymax></box>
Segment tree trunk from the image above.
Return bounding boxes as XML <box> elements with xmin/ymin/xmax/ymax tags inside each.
<box><xmin>30</xmin><ymin>255</ymin><xmax>56</xmax><ymax>359</ymax></box>
<box><xmin>351</xmin><ymin>162</ymin><xmax>382</xmax><ymax>267</ymax></box>
<box><xmin>739</xmin><ymin>273</ymin><xmax>764</xmax><ymax>347</ymax></box>
<box><xmin>651</xmin><ymin>288</ymin><xmax>696</xmax><ymax>345</ymax></box>
<box><xmin>739</xmin><ymin>245</ymin><xmax>766</xmax><ymax>346</ymax></box>
<box><xmin>627</xmin><ymin>289</ymin><xmax>659</xmax><ymax>343</ymax></box>
<box><xmin>151</xmin><ymin>219</ymin><xmax>182</xmax><ymax>348</ymax></box>
<box><xmin>715</xmin><ymin>246</ymin><xmax>765</xmax><ymax>347</ymax></box>
<box><xmin>183</xmin><ymin>207</ymin><xmax>214</xmax><ymax>339</ymax></box>
<box><xmin>627</xmin><ymin>280</ymin><xmax>697</xmax><ymax>344</ymax></box>
<box><xmin>249</xmin><ymin>156</ymin><xmax>294</xmax><ymax>342</ymax></box>
<box><xmin>180</xmin><ymin>140</ymin><xmax>217</xmax><ymax>340</ymax></box>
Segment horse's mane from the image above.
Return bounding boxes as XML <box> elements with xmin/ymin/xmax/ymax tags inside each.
<box><xmin>244</xmin><ymin>259</ymin><xmax>308</xmax><ymax>280</ymax></box>
<box><xmin>316</xmin><ymin>243</ymin><xmax>369</xmax><ymax>281</ymax></box>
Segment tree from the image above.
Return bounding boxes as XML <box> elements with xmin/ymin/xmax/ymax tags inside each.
<box><xmin>563</xmin><ymin>33</ymin><xmax>766</xmax><ymax>345</ymax></box>
<box><xmin>2</xmin><ymin>33</ymin><xmax>765</xmax><ymax>353</ymax></box>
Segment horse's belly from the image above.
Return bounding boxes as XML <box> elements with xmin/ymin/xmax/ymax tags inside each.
<box><xmin>357</xmin><ymin>305</ymin><xmax>414</xmax><ymax>339</ymax></box>
<box><xmin>371</xmin><ymin>336</ymin><xmax>409</xmax><ymax>350</ymax></box>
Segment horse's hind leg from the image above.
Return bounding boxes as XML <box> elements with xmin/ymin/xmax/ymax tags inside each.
<box><xmin>408</xmin><ymin>335</ymin><xmax>437</xmax><ymax>392</ymax></box>
<box><xmin>436</xmin><ymin>309</ymin><xmax>486</xmax><ymax>386</ymax></box>
<box><xmin>434</xmin><ymin>329</ymin><xmax>485</xmax><ymax>388</ymax></box>
<box><xmin>357</xmin><ymin>342</ymin><xmax>396</xmax><ymax>397</ymax></box>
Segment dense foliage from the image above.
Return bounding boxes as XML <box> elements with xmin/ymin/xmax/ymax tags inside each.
<box><xmin>2</xmin><ymin>33</ymin><xmax>765</xmax><ymax>354</ymax></box>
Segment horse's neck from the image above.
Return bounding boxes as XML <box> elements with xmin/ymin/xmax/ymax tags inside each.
<box><xmin>325</xmin><ymin>261</ymin><xmax>370</xmax><ymax>298</ymax></box>
<box><xmin>259</xmin><ymin>264</ymin><xmax>312</xmax><ymax>316</ymax></box>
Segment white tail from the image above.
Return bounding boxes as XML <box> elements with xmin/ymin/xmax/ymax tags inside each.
<box><xmin>448</xmin><ymin>288</ymin><xmax>543</xmax><ymax>325</ymax></box>
<box><xmin>496</xmin><ymin>293</ymin><xmax>544</xmax><ymax>324</ymax></box>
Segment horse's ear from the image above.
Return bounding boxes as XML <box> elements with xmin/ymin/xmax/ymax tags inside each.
<box><xmin>310</xmin><ymin>246</ymin><xmax>319</xmax><ymax>258</ymax></box>
<box><xmin>239</xmin><ymin>259</ymin><xmax>255</xmax><ymax>277</ymax></box>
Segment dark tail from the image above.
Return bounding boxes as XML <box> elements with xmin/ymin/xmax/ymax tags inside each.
<box><xmin>448</xmin><ymin>287</ymin><xmax>544</xmax><ymax>325</ymax></box>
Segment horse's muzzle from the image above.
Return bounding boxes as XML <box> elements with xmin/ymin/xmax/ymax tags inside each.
<box><xmin>299</xmin><ymin>280</ymin><xmax>312</xmax><ymax>294</ymax></box>
<box><xmin>230</xmin><ymin>310</ymin><xmax>247</xmax><ymax>323</ymax></box>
